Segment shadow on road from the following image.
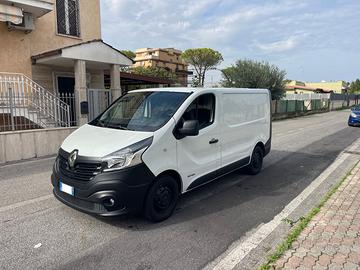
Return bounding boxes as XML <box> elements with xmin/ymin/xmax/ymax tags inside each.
<box><xmin>96</xmin><ymin>127</ymin><xmax>358</xmax><ymax>231</ymax></box>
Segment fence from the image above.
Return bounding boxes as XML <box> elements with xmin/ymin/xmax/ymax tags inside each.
<box><xmin>283</xmin><ymin>93</ymin><xmax>331</xmax><ymax>100</ymax></box>
<box><xmin>0</xmin><ymin>89</ymin><xmax>71</xmax><ymax>132</ymax></box>
<box><xmin>87</xmin><ymin>88</ymin><xmax>112</xmax><ymax>121</ymax></box>
<box><xmin>57</xmin><ymin>92</ymin><xmax>77</xmax><ymax>126</ymax></box>
<box><xmin>273</xmin><ymin>93</ymin><xmax>360</xmax><ymax>118</ymax></box>
<box><xmin>0</xmin><ymin>73</ymin><xmax>71</xmax><ymax>132</ymax></box>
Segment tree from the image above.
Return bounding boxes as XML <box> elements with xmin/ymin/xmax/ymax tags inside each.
<box><xmin>221</xmin><ymin>59</ymin><xmax>286</xmax><ymax>100</ymax></box>
<box><xmin>121</xmin><ymin>50</ymin><xmax>136</xmax><ymax>60</ymax></box>
<box><xmin>349</xmin><ymin>79</ymin><xmax>360</xmax><ymax>93</ymax></box>
<box><xmin>131</xmin><ymin>66</ymin><xmax>178</xmax><ymax>83</ymax></box>
<box><xmin>182</xmin><ymin>48</ymin><xmax>223</xmax><ymax>87</ymax></box>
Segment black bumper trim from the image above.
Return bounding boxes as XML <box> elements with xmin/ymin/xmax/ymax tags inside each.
<box><xmin>53</xmin><ymin>188</ymin><xmax>128</xmax><ymax>216</ymax></box>
<box><xmin>52</xmin><ymin>161</ymin><xmax>155</xmax><ymax>216</ymax></box>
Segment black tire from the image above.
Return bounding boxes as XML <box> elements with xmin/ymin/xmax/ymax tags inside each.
<box><xmin>143</xmin><ymin>175</ymin><xmax>179</xmax><ymax>222</ymax></box>
<box><xmin>246</xmin><ymin>146</ymin><xmax>264</xmax><ymax>175</ymax></box>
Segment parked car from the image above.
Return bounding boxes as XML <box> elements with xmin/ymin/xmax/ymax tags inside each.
<box><xmin>348</xmin><ymin>105</ymin><xmax>360</xmax><ymax>127</ymax></box>
<box><xmin>51</xmin><ymin>87</ymin><xmax>272</xmax><ymax>222</ymax></box>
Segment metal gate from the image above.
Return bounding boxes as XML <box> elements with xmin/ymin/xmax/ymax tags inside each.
<box><xmin>87</xmin><ymin>88</ymin><xmax>112</xmax><ymax>121</ymax></box>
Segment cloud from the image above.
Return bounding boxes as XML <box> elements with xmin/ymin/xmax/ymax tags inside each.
<box><xmin>256</xmin><ymin>36</ymin><xmax>301</xmax><ymax>53</ymax></box>
<box><xmin>100</xmin><ymin>0</ymin><xmax>360</xmax><ymax>82</ymax></box>
<box><xmin>182</xmin><ymin>0</ymin><xmax>220</xmax><ymax>17</ymax></box>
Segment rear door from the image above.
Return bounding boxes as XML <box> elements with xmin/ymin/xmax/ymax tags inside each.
<box><xmin>176</xmin><ymin>93</ymin><xmax>221</xmax><ymax>191</ymax></box>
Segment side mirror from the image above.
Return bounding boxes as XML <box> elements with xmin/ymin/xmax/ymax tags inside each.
<box><xmin>177</xmin><ymin>120</ymin><xmax>199</xmax><ymax>138</ymax></box>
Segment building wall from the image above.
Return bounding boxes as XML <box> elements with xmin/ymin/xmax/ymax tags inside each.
<box><xmin>0</xmin><ymin>0</ymin><xmax>101</xmax><ymax>78</ymax></box>
<box><xmin>306</xmin><ymin>81</ymin><xmax>347</xmax><ymax>93</ymax></box>
<box><xmin>285</xmin><ymin>88</ymin><xmax>316</xmax><ymax>94</ymax></box>
<box><xmin>31</xmin><ymin>65</ymin><xmax>104</xmax><ymax>94</ymax></box>
<box><xmin>133</xmin><ymin>48</ymin><xmax>189</xmax><ymax>86</ymax></box>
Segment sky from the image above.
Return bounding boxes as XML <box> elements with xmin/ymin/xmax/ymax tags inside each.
<box><xmin>100</xmin><ymin>0</ymin><xmax>360</xmax><ymax>85</ymax></box>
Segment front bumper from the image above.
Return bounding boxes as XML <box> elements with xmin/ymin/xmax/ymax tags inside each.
<box><xmin>51</xmin><ymin>151</ymin><xmax>155</xmax><ymax>216</ymax></box>
<box><xmin>348</xmin><ymin>116</ymin><xmax>360</xmax><ymax>126</ymax></box>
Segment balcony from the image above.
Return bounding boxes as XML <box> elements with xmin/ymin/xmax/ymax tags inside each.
<box><xmin>0</xmin><ymin>0</ymin><xmax>53</xmax><ymax>18</ymax></box>
<box><xmin>175</xmin><ymin>68</ymin><xmax>193</xmax><ymax>75</ymax></box>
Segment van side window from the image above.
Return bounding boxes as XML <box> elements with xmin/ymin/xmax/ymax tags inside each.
<box><xmin>182</xmin><ymin>94</ymin><xmax>215</xmax><ymax>129</ymax></box>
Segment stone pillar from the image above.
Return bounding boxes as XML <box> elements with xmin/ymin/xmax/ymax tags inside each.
<box><xmin>74</xmin><ymin>60</ymin><xmax>88</xmax><ymax>126</ymax></box>
<box><xmin>110</xmin><ymin>64</ymin><xmax>121</xmax><ymax>101</ymax></box>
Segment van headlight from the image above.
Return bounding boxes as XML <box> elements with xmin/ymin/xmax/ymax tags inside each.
<box><xmin>351</xmin><ymin>112</ymin><xmax>357</xmax><ymax>118</ymax></box>
<box><xmin>102</xmin><ymin>137</ymin><xmax>153</xmax><ymax>171</ymax></box>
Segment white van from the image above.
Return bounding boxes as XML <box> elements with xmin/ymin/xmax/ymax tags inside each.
<box><xmin>52</xmin><ymin>88</ymin><xmax>271</xmax><ymax>222</ymax></box>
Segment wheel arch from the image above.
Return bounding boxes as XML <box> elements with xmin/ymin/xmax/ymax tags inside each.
<box><xmin>253</xmin><ymin>141</ymin><xmax>265</xmax><ymax>157</ymax></box>
<box><xmin>156</xmin><ymin>170</ymin><xmax>183</xmax><ymax>193</ymax></box>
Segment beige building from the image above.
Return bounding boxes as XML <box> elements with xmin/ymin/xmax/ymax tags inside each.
<box><xmin>133</xmin><ymin>48</ymin><xmax>191</xmax><ymax>86</ymax></box>
<box><xmin>285</xmin><ymin>80</ymin><xmax>348</xmax><ymax>94</ymax></box>
<box><xmin>0</xmin><ymin>0</ymin><xmax>133</xmax><ymax>126</ymax></box>
<box><xmin>305</xmin><ymin>81</ymin><xmax>348</xmax><ymax>94</ymax></box>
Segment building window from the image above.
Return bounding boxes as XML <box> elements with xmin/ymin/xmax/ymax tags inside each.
<box><xmin>56</xmin><ymin>0</ymin><xmax>80</xmax><ymax>37</ymax></box>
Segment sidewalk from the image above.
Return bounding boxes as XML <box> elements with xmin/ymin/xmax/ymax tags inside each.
<box><xmin>273</xmin><ymin>162</ymin><xmax>360</xmax><ymax>269</ymax></box>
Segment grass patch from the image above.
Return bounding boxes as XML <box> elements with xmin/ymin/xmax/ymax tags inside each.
<box><xmin>259</xmin><ymin>161</ymin><xmax>359</xmax><ymax>270</ymax></box>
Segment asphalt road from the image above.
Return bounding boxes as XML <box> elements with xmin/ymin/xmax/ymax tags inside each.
<box><xmin>0</xmin><ymin>110</ymin><xmax>359</xmax><ymax>270</ymax></box>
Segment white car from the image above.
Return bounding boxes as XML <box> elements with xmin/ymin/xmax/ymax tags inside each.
<box><xmin>51</xmin><ymin>87</ymin><xmax>272</xmax><ymax>222</ymax></box>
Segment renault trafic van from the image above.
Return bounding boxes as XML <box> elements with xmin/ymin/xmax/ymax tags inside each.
<box><xmin>52</xmin><ymin>88</ymin><xmax>271</xmax><ymax>222</ymax></box>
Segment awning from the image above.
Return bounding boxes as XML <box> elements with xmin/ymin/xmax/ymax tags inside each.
<box><xmin>31</xmin><ymin>39</ymin><xmax>134</xmax><ymax>69</ymax></box>
<box><xmin>0</xmin><ymin>3</ymin><xmax>23</xmax><ymax>24</ymax></box>
<box><xmin>0</xmin><ymin>0</ymin><xmax>53</xmax><ymax>18</ymax></box>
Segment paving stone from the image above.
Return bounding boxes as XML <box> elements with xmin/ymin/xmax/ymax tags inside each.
<box><xmin>318</xmin><ymin>253</ymin><xmax>332</xmax><ymax>267</ymax></box>
<box><xmin>328</xmin><ymin>263</ymin><xmax>345</xmax><ymax>270</ymax></box>
<box><xmin>337</xmin><ymin>245</ymin><xmax>352</xmax><ymax>255</ymax></box>
<box><xmin>271</xmin><ymin>164</ymin><xmax>360</xmax><ymax>270</ymax></box>
<box><xmin>293</xmin><ymin>247</ymin><xmax>308</xmax><ymax>259</ymax></box>
<box><xmin>312</xmin><ymin>264</ymin><xmax>328</xmax><ymax>270</ymax></box>
<box><xmin>301</xmin><ymin>255</ymin><xmax>317</xmax><ymax>268</ymax></box>
<box><xmin>343</xmin><ymin>262</ymin><xmax>360</xmax><ymax>270</ymax></box>
<box><xmin>285</xmin><ymin>255</ymin><xmax>302</xmax><ymax>269</ymax></box>
<box><xmin>323</xmin><ymin>246</ymin><xmax>338</xmax><ymax>256</ymax></box>
<box><xmin>307</xmin><ymin>246</ymin><xmax>322</xmax><ymax>258</ymax></box>
<box><xmin>348</xmin><ymin>251</ymin><xmax>360</xmax><ymax>264</ymax></box>
<box><xmin>331</xmin><ymin>253</ymin><xmax>347</xmax><ymax>264</ymax></box>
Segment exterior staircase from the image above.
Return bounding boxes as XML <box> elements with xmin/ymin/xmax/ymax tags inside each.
<box><xmin>0</xmin><ymin>72</ymin><xmax>71</xmax><ymax>130</ymax></box>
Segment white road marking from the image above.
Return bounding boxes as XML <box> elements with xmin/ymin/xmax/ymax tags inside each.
<box><xmin>204</xmin><ymin>138</ymin><xmax>360</xmax><ymax>270</ymax></box>
<box><xmin>0</xmin><ymin>194</ymin><xmax>53</xmax><ymax>213</ymax></box>
<box><xmin>0</xmin><ymin>156</ymin><xmax>55</xmax><ymax>168</ymax></box>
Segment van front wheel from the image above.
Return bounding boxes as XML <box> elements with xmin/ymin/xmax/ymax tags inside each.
<box><xmin>247</xmin><ymin>146</ymin><xmax>264</xmax><ymax>175</ymax></box>
<box><xmin>143</xmin><ymin>175</ymin><xmax>179</xmax><ymax>222</ymax></box>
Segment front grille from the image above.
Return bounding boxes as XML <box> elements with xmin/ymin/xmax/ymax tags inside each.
<box><xmin>58</xmin><ymin>155</ymin><xmax>102</xmax><ymax>181</ymax></box>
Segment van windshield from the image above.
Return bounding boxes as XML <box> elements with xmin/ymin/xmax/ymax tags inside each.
<box><xmin>90</xmin><ymin>91</ymin><xmax>190</xmax><ymax>132</ymax></box>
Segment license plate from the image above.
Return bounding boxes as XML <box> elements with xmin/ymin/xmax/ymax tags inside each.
<box><xmin>59</xmin><ymin>182</ymin><xmax>74</xmax><ymax>196</ymax></box>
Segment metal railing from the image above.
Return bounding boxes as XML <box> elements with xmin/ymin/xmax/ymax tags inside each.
<box><xmin>57</xmin><ymin>92</ymin><xmax>77</xmax><ymax>126</ymax></box>
<box><xmin>87</xmin><ymin>88</ymin><xmax>112</xmax><ymax>121</ymax></box>
<box><xmin>0</xmin><ymin>72</ymin><xmax>71</xmax><ymax>131</ymax></box>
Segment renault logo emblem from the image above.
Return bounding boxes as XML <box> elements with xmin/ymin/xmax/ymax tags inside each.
<box><xmin>68</xmin><ymin>150</ymin><xmax>78</xmax><ymax>169</ymax></box>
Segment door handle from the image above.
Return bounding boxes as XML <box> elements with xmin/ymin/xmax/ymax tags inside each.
<box><xmin>209</xmin><ymin>138</ymin><xmax>219</xmax><ymax>144</ymax></box>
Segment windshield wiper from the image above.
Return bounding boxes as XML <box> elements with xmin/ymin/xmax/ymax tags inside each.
<box><xmin>96</xmin><ymin>119</ymin><xmax>105</xmax><ymax>127</ymax></box>
<box><xmin>106</xmin><ymin>124</ymin><xmax>130</xmax><ymax>130</ymax></box>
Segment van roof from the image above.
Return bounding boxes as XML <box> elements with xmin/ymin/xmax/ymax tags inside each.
<box><xmin>129</xmin><ymin>87</ymin><xmax>270</xmax><ymax>94</ymax></box>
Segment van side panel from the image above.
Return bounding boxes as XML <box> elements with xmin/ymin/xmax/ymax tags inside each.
<box><xmin>220</xmin><ymin>92</ymin><xmax>270</xmax><ymax>168</ymax></box>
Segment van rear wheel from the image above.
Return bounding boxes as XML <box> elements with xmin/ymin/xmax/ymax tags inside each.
<box><xmin>247</xmin><ymin>146</ymin><xmax>264</xmax><ymax>175</ymax></box>
<box><xmin>143</xmin><ymin>175</ymin><xmax>179</xmax><ymax>222</ymax></box>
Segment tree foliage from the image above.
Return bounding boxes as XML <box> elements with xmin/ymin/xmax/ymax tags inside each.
<box><xmin>131</xmin><ymin>66</ymin><xmax>178</xmax><ymax>82</ymax></box>
<box><xmin>349</xmin><ymin>79</ymin><xmax>360</xmax><ymax>93</ymax></box>
<box><xmin>121</xmin><ymin>50</ymin><xmax>136</xmax><ymax>60</ymax></box>
<box><xmin>182</xmin><ymin>48</ymin><xmax>223</xmax><ymax>87</ymax></box>
<box><xmin>221</xmin><ymin>59</ymin><xmax>286</xmax><ymax>100</ymax></box>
